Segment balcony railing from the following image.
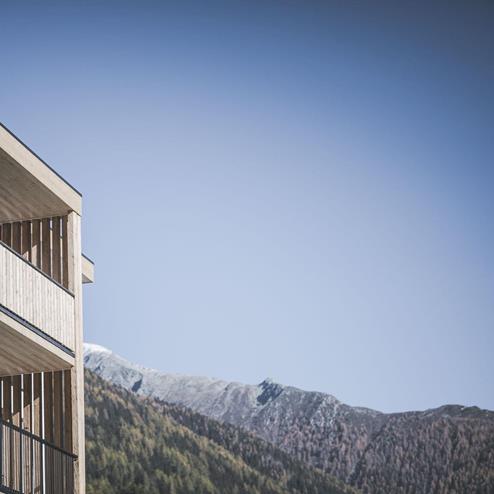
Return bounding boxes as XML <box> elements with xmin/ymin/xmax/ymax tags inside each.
<box><xmin>0</xmin><ymin>419</ymin><xmax>75</xmax><ymax>494</ymax></box>
<box><xmin>0</xmin><ymin>241</ymin><xmax>75</xmax><ymax>352</ymax></box>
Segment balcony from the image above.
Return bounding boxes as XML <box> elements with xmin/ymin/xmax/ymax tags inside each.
<box><xmin>0</xmin><ymin>217</ymin><xmax>76</xmax><ymax>377</ymax></box>
<box><xmin>0</xmin><ymin>418</ymin><xmax>75</xmax><ymax>494</ymax></box>
<box><xmin>0</xmin><ymin>240</ymin><xmax>75</xmax><ymax>351</ymax></box>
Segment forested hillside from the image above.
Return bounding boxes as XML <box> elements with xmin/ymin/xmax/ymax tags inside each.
<box><xmin>85</xmin><ymin>370</ymin><xmax>356</xmax><ymax>494</ymax></box>
<box><xmin>86</xmin><ymin>345</ymin><xmax>494</xmax><ymax>493</ymax></box>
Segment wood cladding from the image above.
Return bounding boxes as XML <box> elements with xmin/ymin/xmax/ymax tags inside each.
<box><xmin>0</xmin><ymin>371</ymin><xmax>75</xmax><ymax>494</ymax></box>
<box><xmin>0</xmin><ymin>227</ymin><xmax>76</xmax><ymax>351</ymax></box>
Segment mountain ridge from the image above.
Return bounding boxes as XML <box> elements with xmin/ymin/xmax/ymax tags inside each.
<box><xmin>85</xmin><ymin>369</ymin><xmax>356</xmax><ymax>494</ymax></box>
<box><xmin>84</xmin><ymin>343</ymin><xmax>494</xmax><ymax>493</ymax></box>
<box><xmin>83</xmin><ymin>343</ymin><xmax>382</xmax><ymax>417</ymax></box>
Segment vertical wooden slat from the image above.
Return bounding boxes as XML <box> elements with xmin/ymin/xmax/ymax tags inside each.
<box><xmin>23</xmin><ymin>374</ymin><xmax>33</xmax><ymax>494</ymax></box>
<box><xmin>63</xmin><ymin>370</ymin><xmax>73</xmax><ymax>452</ymax></box>
<box><xmin>12</xmin><ymin>222</ymin><xmax>22</xmax><ymax>254</ymax></box>
<box><xmin>52</xmin><ymin>217</ymin><xmax>62</xmax><ymax>284</ymax></box>
<box><xmin>33</xmin><ymin>373</ymin><xmax>43</xmax><ymax>493</ymax></box>
<box><xmin>2</xmin><ymin>376</ymin><xmax>12</xmax><ymax>422</ymax></box>
<box><xmin>23</xmin><ymin>375</ymin><xmax>32</xmax><ymax>432</ymax></box>
<box><xmin>32</xmin><ymin>374</ymin><xmax>42</xmax><ymax>437</ymax></box>
<box><xmin>1</xmin><ymin>222</ymin><xmax>12</xmax><ymax>247</ymax></box>
<box><xmin>62</xmin><ymin>215</ymin><xmax>69</xmax><ymax>290</ymax></box>
<box><xmin>11</xmin><ymin>377</ymin><xmax>22</xmax><ymax>491</ymax></box>
<box><xmin>43</xmin><ymin>372</ymin><xmax>54</xmax><ymax>444</ymax></box>
<box><xmin>31</xmin><ymin>219</ymin><xmax>41</xmax><ymax>269</ymax></box>
<box><xmin>21</xmin><ymin>221</ymin><xmax>32</xmax><ymax>261</ymax></box>
<box><xmin>41</xmin><ymin>218</ymin><xmax>52</xmax><ymax>277</ymax></box>
<box><xmin>53</xmin><ymin>372</ymin><xmax>63</xmax><ymax>449</ymax></box>
<box><xmin>12</xmin><ymin>376</ymin><xmax>21</xmax><ymax>427</ymax></box>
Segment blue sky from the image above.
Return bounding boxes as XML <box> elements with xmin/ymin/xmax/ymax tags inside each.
<box><xmin>2</xmin><ymin>1</ymin><xmax>493</xmax><ymax>412</ymax></box>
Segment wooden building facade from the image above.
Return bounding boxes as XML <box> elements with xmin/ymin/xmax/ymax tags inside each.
<box><xmin>0</xmin><ymin>124</ymin><xmax>93</xmax><ymax>494</ymax></box>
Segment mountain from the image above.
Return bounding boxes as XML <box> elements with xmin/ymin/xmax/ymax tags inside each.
<box><xmin>85</xmin><ymin>369</ymin><xmax>356</xmax><ymax>494</ymax></box>
<box><xmin>84</xmin><ymin>343</ymin><xmax>494</xmax><ymax>493</ymax></box>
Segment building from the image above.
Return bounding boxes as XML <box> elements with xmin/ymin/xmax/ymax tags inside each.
<box><xmin>0</xmin><ymin>123</ymin><xmax>93</xmax><ymax>494</ymax></box>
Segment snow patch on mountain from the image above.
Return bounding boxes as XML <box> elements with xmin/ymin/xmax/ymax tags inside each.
<box><xmin>83</xmin><ymin>343</ymin><xmax>112</xmax><ymax>355</ymax></box>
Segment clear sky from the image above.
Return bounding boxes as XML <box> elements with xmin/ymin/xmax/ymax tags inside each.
<box><xmin>2</xmin><ymin>1</ymin><xmax>493</xmax><ymax>413</ymax></box>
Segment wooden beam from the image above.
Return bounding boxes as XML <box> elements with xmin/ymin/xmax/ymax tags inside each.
<box><xmin>41</xmin><ymin>218</ymin><xmax>52</xmax><ymax>277</ymax></box>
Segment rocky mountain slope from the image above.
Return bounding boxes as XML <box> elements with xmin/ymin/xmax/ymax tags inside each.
<box><xmin>85</xmin><ymin>369</ymin><xmax>356</xmax><ymax>494</ymax></box>
<box><xmin>84</xmin><ymin>343</ymin><xmax>494</xmax><ymax>493</ymax></box>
